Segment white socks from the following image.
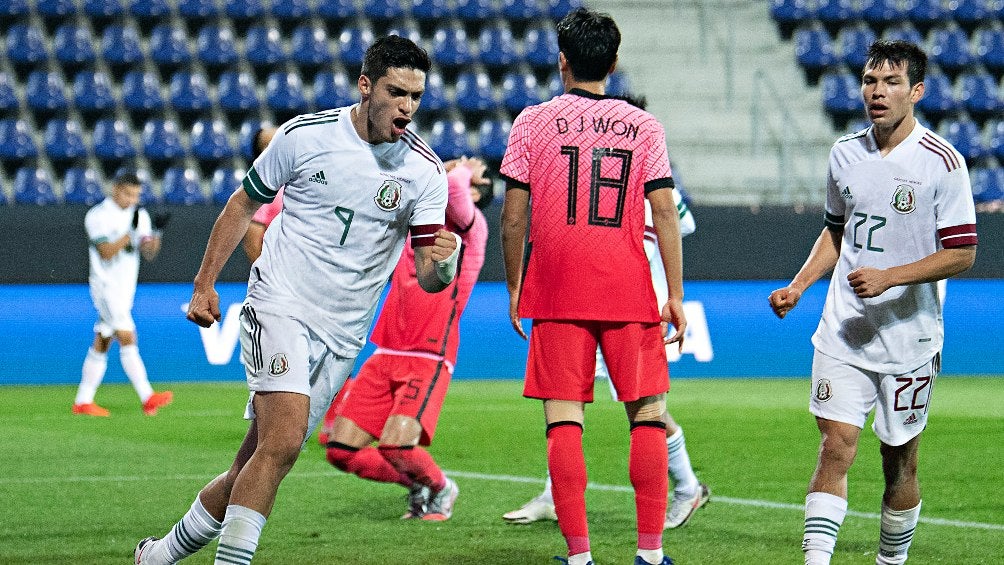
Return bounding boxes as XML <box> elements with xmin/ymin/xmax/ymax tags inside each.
<box><xmin>215</xmin><ymin>505</ymin><xmax>266</xmax><ymax>565</ymax></box>
<box><xmin>803</xmin><ymin>492</ymin><xmax>847</xmax><ymax>565</ymax></box>
<box><xmin>120</xmin><ymin>344</ymin><xmax>153</xmax><ymax>402</ymax></box>
<box><xmin>637</xmin><ymin>548</ymin><xmax>665</xmax><ymax>564</ymax></box>
<box><xmin>667</xmin><ymin>427</ymin><xmax>699</xmax><ymax>495</ymax></box>
<box><xmin>876</xmin><ymin>501</ymin><xmax>921</xmax><ymax>565</ymax></box>
<box><xmin>75</xmin><ymin>347</ymin><xmax>107</xmax><ymax>405</ymax></box>
<box><xmin>567</xmin><ymin>551</ymin><xmax>593</xmax><ymax>565</ymax></box>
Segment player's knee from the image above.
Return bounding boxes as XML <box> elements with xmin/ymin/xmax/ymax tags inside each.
<box><xmin>626</xmin><ymin>395</ymin><xmax>666</xmax><ymax>424</ymax></box>
<box><xmin>376</xmin><ymin>444</ymin><xmax>412</xmax><ymax>472</ymax></box>
<box><xmin>325</xmin><ymin>442</ymin><xmax>358</xmax><ymax>472</ymax></box>
<box><xmin>819</xmin><ymin>433</ymin><xmax>858</xmax><ymax>470</ymax></box>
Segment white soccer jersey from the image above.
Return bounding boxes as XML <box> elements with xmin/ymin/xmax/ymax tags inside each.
<box><xmin>242</xmin><ymin>106</ymin><xmax>448</xmax><ymax>357</ymax></box>
<box><xmin>813</xmin><ymin>123</ymin><xmax>978</xmax><ymax>373</ymax></box>
<box><xmin>85</xmin><ymin>198</ymin><xmax>153</xmax><ymax>303</ymax></box>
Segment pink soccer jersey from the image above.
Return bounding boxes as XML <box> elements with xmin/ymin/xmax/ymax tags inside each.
<box><xmin>500</xmin><ymin>89</ymin><xmax>674</xmax><ymax>322</ymax></box>
<box><xmin>251</xmin><ymin>186</ymin><xmax>284</xmax><ymax>226</ymax></box>
<box><xmin>368</xmin><ymin>166</ymin><xmax>488</xmax><ymax>365</ymax></box>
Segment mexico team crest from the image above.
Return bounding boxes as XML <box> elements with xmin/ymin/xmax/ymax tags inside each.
<box><xmin>815</xmin><ymin>378</ymin><xmax>832</xmax><ymax>402</ymax></box>
<box><xmin>269</xmin><ymin>353</ymin><xmax>289</xmax><ymax>376</ymax></box>
<box><xmin>374</xmin><ymin>180</ymin><xmax>403</xmax><ymax>211</ymax></box>
<box><xmin>890</xmin><ymin>184</ymin><xmax>916</xmax><ymax>214</ymax></box>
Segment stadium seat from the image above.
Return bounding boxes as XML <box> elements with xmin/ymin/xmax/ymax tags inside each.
<box><xmin>44</xmin><ymin>118</ymin><xmax>88</xmax><ymax>173</ymax></box>
<box><xmin>607</xmin><ymin>70</ymin><xmax>631</xmax><ymax>96</ymax></box>
<box><xmin>129</xmin><ymin>0</ymin><xmax>171</xmax><ymax>33</ymax></box>
<box><xmin>0</xmin><ymin>118</ymin><xmax>39</xmax><ymax>174</ymax></box>
<box><xmin>197</xmin><ymin>25</ymin><xmax>240</xmax><ymax>78</ymax></box>
<box><xmin>479</xmin><ymin>23</ymin><xmax>520</xmax><ymax>73</ymax></box>
<box><xmin>429</xmin><ymin>119</ymin><xmax>473</xmax><ymax>161</ymax></box>
<box><xmin>36</xmin><ymin>0</ymin><xmax>76</xmax><ymax>32</ymax></box>
<box><xmin>960</xmin><ymin>69</ymin><xmax>1003</xmax><ymax>124</ymax></box>
<box><xmin>858</xmin><ymin>0</ymin><xmax>904</xmax><ymax>33</ymax></box>
<box><xmin>421</xmin><ymin>70</ymin><xmax>450</xmax><ymax>117</ymax></box>
<box><xmin>837</xmin><ymin>23</ymin><xmax>877</xmax><ymax>72</ymax></box>
<box><xmin>122</xmin><ymin>71</ymin><xmax>165</xmax><ymax>122</ymax></box>
<box><xmin>880</xmin><ymin>21</ymin><xmax>923</xmax><ymax>45</ymax></box>
<box><xmin>478</xmin><ymin>117</ymin><xmax>512</xmax><ymax>163</ymax></box>
<box><xmin>939</xmin><ymin>117</ymin><xmax>985</xmax><ymax>164</ymax></box>
<box><xmin>316</xmin><ymin>0</ymin><xmax>360</xmax><ymax>27</ymax></box>
<box><xmin>53</xmin><ymin>23</ymin><xmax>96</xmax><ymax>74</ymax></box>
<box><xmin>178</xmin><ymin>0</ymin><xmax>218</xmax><ymax>32</ymax></box>
<box><xmin>291</xmin><ymin>25</ymin><xmax>335</xmax><ymax>79</ymax></box>
<box><xmin>245</xmin><ymin>26</ymin><xmax>288</xmax><ymax>80</ymax></box>
<box><xmin>13</xmin><ymin>167</ymin><xmax>58</xmax><ymax>205</ymax></box>
<box><xmin>386</xmin><ymin>19</ymin><xmax>423</xmax><ymax>45</ymax></box>
<box><xmin>954</xmin><ymin>0</ymin><xmax>989</xmax><ymax>33</ymax></box>
<box><xmin>339</xmin><ymin>26</ymin><xmax>376</xmax><ymax>70</ymax></box>
<box><xmin>25</xmin><ymin>70</ymin><xmax>70</xmax><ymax>123</ymax></box>
<box><xmin>238</xmin><ymin>119</ymin><xmax>268</xmax><ymax>161</ymax></box>
<box><xmin>211</xmin><ymin>167</ymin><xmax>244</xmax><ymax>204</ymax></box>
<box><xmin>191</xmin><ymin>119</ymin><xmax>235</xmax><ymax>172</ymax></box>
<box><xmin>101</xmin><ymin>24</ymin><xmax>144</xmax><ymax>78</ymax></box>
<box><xmin>501</xmin><ymin>0</ymin><xmax>545</xmax><ymax>22</ymax></box>
<box><xmin>72</xmin><ymin>70</ymin><xmax>116</xmax><ymax>126</ymax></box>
<box><xmin>63</xmin><ymin>166</ymin><xmax>105</xmax><ymax>205</ymax></box>
<box><xmin>545</xmin><ymin>72</ymin><xmax>564</xmax><ymax>99</ymax></box>
<box><xmin>821</xmin><ymin>70</ymin><xmax>864</xmax><ymax>130</ymax></box>
<box><xmin>906</xmin><ymin>0</ymin><xmax>947</xmax><ymax>35</ymax></box>
<box><xmin>812</xmin><ymin>0</ymin><xmax>858</xmax><ymax>36</ymax></box>
<box><xmin>0</xmin><ymin>0</ymin><xmax>30</xmax><ymax>32</ymax></box>
<box><xmin>163</xmin><ymin>167</ymin><xmax>207</xmax><ymax>205</ymax></box>
<box><xmin>82</xmin><ymin>0</ymin><xmax>124</xmax><ymax>32</ymax></box>
<box><xmin>0</xmin><ymin>72</ymin><xmax>18</xmax><ymax>117</ymax></box>
<box><xmin>969</xmin><ymin>167</ymin><xmax>1003</xmax><ymax>205</ymax></box>
<box><xmin>224</xmin><ymin>0</ymin><xmax>265</xmax><ymax>34</ymax></box>
<box><xmin>988</xmin><ymin>119</ymin><xmax>1004</xmax><ymax>160</ymax></box>
<box><xmin>456</xmin><ymin>0</ymin><xmax>497</xmax><ymax>23</ymax></box>
<box><xmin>547</xmin><ymin>0</ymin><xmax>585</xmax><ymax>21</ymax></box>
<box><xmin>794</xmin><ymin>24</ymin><xmax>837</xmax><ymax>86</ymax></box>
<box><xmin>270</xmin><ymin>0</ymin><xmax>311</xmax><ymax>33</ymax></box>
<box><xmin>218</xmin><ymin>71</ymin><xmax>261</xmax><ymax>123</ymax></box>
<box><xmin>266</xmin><ymin>72</ymin><xmax>310</xmax><ymax>123</ymax></box>
<box><xmin>410</xmin><ymin>0</ymin><xmax>450</xmax><ymax>26</ymax></box>
<box><xmin>974</xmin><ymin>25</ymin><xmax>1004</xmax><ymax>79</ymax></box>
<box><xmin>431</xmin><ymin>25</ymin><xmax>474</xmax><ymax>72</ymax></box>
<box><xmin>314</xmin><ymin>71</ymin><xmax>355</xmax><ymax>110</ymax></box>
<box><xmin>525</xmin><ymin>23</ymin><xmax>560</xmax><ymax>72</ymax></box>
<box><xmin>169</xmin><ymin>71</ymin><xmax>213</xmax><ymax>126</ymax></box>
<box><xmin>6</xmin><ymin>23</ymin><xmax>48</xmax><ymax>79</ymax></box>
<box><xmin>364</xmin><ymin>0</ymin><xmax>406</xmax><ymax>21</ymax></box>
<box><xmin>914</xmin><ymin>69</ymin><xmax>957</xmax><ymax>127</ymax></box>
<box><xmin>770</xmin><ymin>0</ymin><xmax>811</xmax><ymax>40</ymax></box>
<box><xmin>501</xmin><ymin>71</ymin><xmax>543</xmax><ymax>115</ymax></box>
<box><xmin>142</xmin><ymin>119</ymin><xmax>186</xmax><ymax>173</ymax></box>
<box><xmin>929</xmin><ymin>24</ymin><xmax>975</xmax><ymax>79</ymax></box>
<box><xmin>92</xmin><ymin>118</ymin><xmax>138</xmax><ymax>174</ymax></box>
<box><xmin>149</xmin><ymin>24</ymin><xmax>193</xmax><ymax>76</ymax></box>
<box><xmin>455</xmin><ymin>70</ymin><xmax>498</xmax><ymax>118</ymax></box>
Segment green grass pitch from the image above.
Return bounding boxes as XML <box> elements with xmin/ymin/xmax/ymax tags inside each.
<box><xmin>1</xmin><ymin>377</ymin><xmax>1001</xmax><ymax>564</ymax></box>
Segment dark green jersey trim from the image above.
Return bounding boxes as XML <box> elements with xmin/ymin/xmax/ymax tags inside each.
<box><xmin>242</xmin><ymin>167</ymin><xmax>277</xmax><ymax>203</ymax></box>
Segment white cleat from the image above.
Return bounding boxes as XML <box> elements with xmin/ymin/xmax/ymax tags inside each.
<box><xmin>502</xmin><ymin>494</ymin><xmax>558</xmax><ymax>524</ymax></box>
<box><xmin>664</xmin><ymin>483</ymin><xmax>710</xmax><ymax>529</ymax></box>
<box><xmin>134</xmin><ymin>536</ymin><xmax>159</xmax><ymax>564</ymax></box>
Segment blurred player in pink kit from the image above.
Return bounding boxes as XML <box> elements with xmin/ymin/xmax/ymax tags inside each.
<box><xmin>319</xmin><ymin>156</ymin><xmax>491</xmax><ymax>521</ymax></box>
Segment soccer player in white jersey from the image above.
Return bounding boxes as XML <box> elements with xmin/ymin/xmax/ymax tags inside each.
<box><xmin>73</xmin><ymin>170</ymin><xmax>172</xmax><ymax>417</ymax></box>
<box><xmin>134</xmin><ymin>36</ymin><xmax>461</xmax><ymax>565</ymax></box>
<box><xmin>769</xmin><ymin>41</ymin><xmax>977</xmax><ymax>565</ymax></box>
<box><xmin>503</xmin><ymin>187</ymin><xmax>711</xmax><ymax>530</ymax></box>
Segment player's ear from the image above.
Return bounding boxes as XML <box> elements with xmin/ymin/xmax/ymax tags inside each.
<box><xmin>358</xmin><ymin>75</ymin><xmax>372</xmax><ymax>101</ymax></box>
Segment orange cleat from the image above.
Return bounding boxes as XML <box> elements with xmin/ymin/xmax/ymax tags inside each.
<box><xmin>72</xmin><ymin>402</ymin><xmax>110</xmax><ymax>417</ymax></box>
<box><xmin>142</xmin><ymin>391</ymin><xmax>173</xmax><ymax>416</ymax></box>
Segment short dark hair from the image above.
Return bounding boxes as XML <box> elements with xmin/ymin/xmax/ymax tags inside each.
<box><xmin>360</xmin><ymin>35</ymin><xmax>431</xmax><ymax>82</ymax></box>
<box><xmin>864</xmin><ymin>40</ymin><xmax>927</xmax><ymax>86</ymax></box>
<box><xmin>556</xmin><ymin>8</ymin><xmax>620</xmax><ymax>82</ymax></box>
<box><xmin>112</xmin><ymin>169</ymin><xmax>142</xmax><ymax>186</ymax></box>
<box><xmin>251</xmin><ymin>128</ymin><xmax>270</xmax><ymax>160</ymax></box>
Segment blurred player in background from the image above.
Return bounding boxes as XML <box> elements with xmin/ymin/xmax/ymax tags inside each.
<box><xmin>769</xmin><ymin>41</ymin><xmax>978</xmax><ymax>565</ymax></box>
<box><xmin>134</xmin><ymin>35</ymin><xmax>461</xmax><ymax>565</ymax></box>
<box><xmin>503</xmin><ymin>183</ymin><xmax>710</xmax><ymax>530</ymax></box>
<box><xmin>320</xmin><ymin>156</ymin><xmax>491</xmax><ymax>521</ymax></box>
<box><xmin>73</xmin><ymin>169</ymin><xmax>172</xmax><ymax>417</ymax></box>
<box><xmin>241</xmin><ymin>126</ymin><xmax>279</xmax><ymax>264</ymax></box>
<box><xmin>500</xmin><ymin>9</ymin><xmax>686</xmax><ymax>565</ymax></box>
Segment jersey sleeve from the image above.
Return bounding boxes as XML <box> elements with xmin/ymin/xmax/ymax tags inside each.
<box><xmin>933</xmin><ymin>165</ymin><xmax>978</xmax><ymax>248</ymax></box>
<box><xmin>84</xmin><ymin>207</ymin><xmax>112</xmax><ymax>245</ymax></box>
<box><xmin>409</xmin><ymin>168</ymin><xmax>448</xmax><ymax>247</ymax></box>
<box><xmin>642</xmin><ymin>121</ymin><xmax>674</xmax><ymax>193</ymax></box>
<box><xmin>445</xmin><ymin>164</ymin><xmax>477</xmax><ymax>232</ymax></box>
<box><xmin>136</xmin><ymin>208</ymin><xmax>153</xmax><ymax>238</ymax></box>
<box><xmin>823</xmin><ymin>149</ymin><xmax>845</xmax><ymax>231</ymax></box>
<box><xmin>499</xmin><ymin>109</ymin><xmax>532</xmax><ymax>187</ymax></box>
<box><xmin>242</xmin><ymin>124</ymin><xmax>296</xmax><ymax>204</ymax></box>
<box><xmin>673</xmin><ymin>188</ymin><xmax>696</xmax><ymax>236</ymax></box>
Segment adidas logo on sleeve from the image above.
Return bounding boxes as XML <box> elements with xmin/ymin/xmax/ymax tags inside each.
<box><xmin>308</xmin><ymin>171</ymin><xmax>328</xmax><ymax>185</ymax></box>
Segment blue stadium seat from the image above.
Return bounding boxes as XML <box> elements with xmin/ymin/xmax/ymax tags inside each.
<box><xmin>142</xmin><ymin>119</ymin><xmax>186</xmax><ymax>173</ymax></box>
<box><xmin>0</xmin><ymin>118</ymin><xmax>39</xmax><ymax>173</ymax></box>
<box><xmin>858</xmin><ymin>0</ymin><xmax>904</xmax><ymax>32</ymax></box>
<box><xmin>479</xmin><ymin>23</ymin><xmax>519</xmax><ymax>72</ymax></box>
<box><xmin>812</xmin><ymin>0</ymin><xmax>858</xmax><ymax>36</ymax></box>
<box><xmin>906</xmin><ymin>0</ymin><xmax>947</xmax><ymax>35</ymax></box>
<box><xmin>63</xmin><ymin>166</ymin><xmax>105</xmax><ymax>205</ymax></box>
<box><xmin>44</xmin><ymin>118</ymin><xmax>88</xmax><ymax>173</ymax></box>
<box><xmin>421</xmin><ymin>70</ymin><xmax>450</xmax><ymax>117</ymax></box>
<box><xmin>914</xmin><ymin>69</ymin><xmax>957</xmax><ymax>126</ymax></box>
<box><xmin>456</xmin><ymin>0</ymin><xmax>497</xmax><ymax>22</ymax></box>
<box><xmin>245</xmin><ymin>26</ymin><xmax>288</xmax><ymax>79</ymax></box>
<box><xmin>880</xmin><ymin>21</ymin><xmax>923</xmax><ymax>45</ymax></box>
<box><xmin>129</xmin><ymin>0</ymin><xmax>171</xmax><ymax>33</ymax></box>
<box><xmin>338</xmin><ymin>26</ymin><xmax>376</xmax><ymax>70</ymax></box>
<box><xmin>314</xmin><ymin>71</ymin><xmax>355</xmax><ymax>110</ymax></box>
<box><xmin>547</xmin><ymin>0</ymin><xmax>585</xmax><ymax>21</ymax></box>
<box><xmin>429</xmin><ymin>119</ymin><xmax>473</xmax><ymax>161</ymax></box>
<box><xmin>270</xmin><ymin>0</ymin><xmax>311</xmax><ymax>33</ymax></box>
<box><xmin>191</xmin><ymin>119</ymin><xmax>235</xmax><ymax>172</ymax></box>
<box><xmin>606</xmin><ymin>70</ymin><xmax>631</xmax><ymax>96</ymax></box>
<box><xmin>525</xmin><ymin>23</ymin><xmax>559</xmax><ymax>71</ymax></box>
<box><xmin>974</xmin><ymin>25</ymin><xmax>1004</xmax><ymax>79</ymax></box>
<box><xmin>316</xmin><ymin>0</ymin><xmax>360</xmax><ymax>25</ymax></box>
<box><xmin>82</xmin><ymin>0</ymin><xmax>124</xmax><ymax>32</ymax></box>
<box><xmin>501</xmin><ymin>0</ymin><xmax>545</xmax><ymax>22</ymax></box>
<box><xmin>224</xmin><ymin>0</ymin><xmax>265</xmax><ymax>33</ymax></box>
<box><xmin>218</xmin><ymin>71</ymin><xmax>261</xmax><ymax>123</ymax></box>
<box><xmin>959</xmin><ymin>69</ymin><xmax>1003</xmax><ymax>123</ymax></box>
<box><xmin>6</xmin><ymin>24</ymin><xmax>48</xmax><ymax>79</ymax></box>
<box><xmin>72</xmin><ymin>70</ymin><xmax>116</xmax><ymax>126</ymax></box>
<box><xmin>101</xmin><ymin>24</ymin><xmax>143</xmax><ymax>78</ymax></box>
<box><xmin>970</xmin><ymin>167</ymin><xmax>1004</xmax><ymax>206</ymax></box>
<box><xmin>410</xmin><ymin>0</ymin><xmax>450</xmax><ymax>24</ymax></box>
<box><xmin>455</xmin><ymin>70</ymin><xmax>498</xmax><ymax>117</ymax></box>
<box><xmin>149</xmin><ymin>24</ymin><xmax>193</xmax><ymax>76</ymax></box>
<box><xmin>939</xmin><ymin>117</ymin><xmax>985</xmax><ymax>164</ymax></box>
<box><xmin>837</xmin><ymin>23</ymin><xmax>877</xmax><ymax>72</ymax></box>
<box><xmin>364</xmin><ymin>0</ymin><xmax>406</xmax><ymax>21</ymax></box>
<box><xmin>13</xmin><ymin>167</ymin><xmax>58</xmax><ymax>205</ymax></box>
<box><xmin>163</xmin><ymin>167</ymin><xmax>207</xmax><ymax>205</ymax></box>
<box><xmin>794</xmin><ymin>24</ymin><xmax>837</xmax><ymax>86</ymax></box>
<box><xmin>822</xmin><ymin>70</ymin><xmax>864</xmax><ymax>130</ymax></box>
<box><xmin>954</xmin><ymin>0</ymin><xmax>989</xmax><ymax>33</ymax></box>
<box><xmin>122</xmin><ymin>70</ymin><xmax>165</xmax><ymax>121</ymax></box>
<box><xmin>36</xmin><ymin>0</ymin><xmax>76</xmax><ymax>32</ymax></box>
<box><xmin>178</xmin><ymin>0</ymin><xmax>218</xmax><ymax>31</ymax></box>
<box><xmin>53</xmin><ymin>24</ymin><xmax>96</xmax><ymax>74</ymax></box>
<box><xmin>545</xmin><ymin>72</ymin><xmax>563</xmax><ymax>99</ymax></box>
<box><xmin>431</xmin><ymin>26</ymin><xmax>474</xmax><ymax>71</ymax></box>
<box><xmin>478</xmin><ymin>118</ymin><xmax>511</xmax><ymax>163</ymax></box>
<box><xmin>197</xmin><ymin>25</ymin><xmax>240</xmax><ymax>77</ymax></box>
<box><xmin>169</xmin><ymin>71</ymin><xmax>213</xmax><ymax>125</ymax></box>
<box><xmin>386</xmin><ymin>19</ymin><xmax>423</xmax><ymax>45</ymax></box>
<box><xmin>0</xmin><ymin>0</ymin><xmax>30</xmax><ymax>32</ymax></box>
<box><xmin>212</xmin><ymin>167</ymin><xmax>244</xmax><ymax>204</ymax></box>
<box><xmin>93</xmin><ymin>118</ymin><xmax>138</xmax><ymax>174</ymax></box>
<box><xmin>770</xmin><ymin>0</ymin><xmax>811</xmax><ymax>40</ymax></box>
<box><xmin>988</xmin><ymin>119</ymin><xmax>1004</xmax><ymax>160</ymax></box>
<box><xmin>291</xmin><ymin>25</ymin><xmax>335</xmax><ymax>79</ymax></box>
<box><xmin>239</xmin><ymin>119</ymin><xmax>271</xmax><ymax>160</ymax></box>
<box><xmin>929</xmin><ymin>24</ymin><xmax>974</xmax><ymax>79</ymax></box>
<box><xmin>266</xmin><ymin>72</ymin><xmax>310</xmax><ymax>123</ymax></box>
<box><xmin>0</xmin><ymin>72</ymin><xmax>18</xmax><ymax>117</ymax></box>
<box><xmin>26</xmin><ymin>70</ymin><xmax>70</xmax><ymax>122</ymax></box>
<box><xmin>501</xmin><ymin>71</ymin><xmax>543</xmax><ymax>115</ymax></box>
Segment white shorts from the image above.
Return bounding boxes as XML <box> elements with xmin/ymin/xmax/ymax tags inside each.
<box><xmin>810</xmin><ymin>349</ymin><xmax>940</xmax><ymax>446</ymax></box>
<box><xmin>91</xmin><ymin>289</ymin><xmax>135</xmax><ymax>337</ymax></box>
<box><xmin>239</xmin><ymin>303</ymin><xmax>355</xmax><ymax>444</ymax></box>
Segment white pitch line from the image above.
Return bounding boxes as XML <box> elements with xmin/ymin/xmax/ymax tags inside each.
<box><xmin>5</xmin><ymin>468</ymin><xmax>1002</xmax><ymax>532</ymax></box>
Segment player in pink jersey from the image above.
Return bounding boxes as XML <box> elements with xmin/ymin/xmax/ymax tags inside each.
<box><xmin>500</xmin><ymin>9</ymin><xmax>686</xmax><ymax>565</ymax></box>
<box><xmin>320</xmin><ymin>156</ymin><xmax>491</xmax><ymax>521</ymax></box>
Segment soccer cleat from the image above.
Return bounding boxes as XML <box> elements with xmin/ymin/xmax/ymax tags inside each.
<box><xmin>134</xmin><ymin>536</ymin><xmax>158</xmax><ymax>564</ymax></box>
<box><xmin>502</xmin><ymin>494</ymin><xmax>557</xmax><ymax>524</ymax></box>
<box><xmin>634</xmin><ymin>556</ymin><xmax>674</xmax><ymax>565</ymax></box>
<box><xmin>664</xmin><ymin>482</ymin><xmax>710</xmax><ymax>529</ymax></box>
<box><xmin>142</xmin><ymin>391</ymin><xmax>173</xmax><ymax>416</ymax></box>
<box><xmin>552</xmin><ymin>557</ymin><xmax>593</xmax><ymax>565</ymax></box>
<box><xmin>421</xmin><ymin>477</ymin><xmax>458</xmax><ymax>521</ymax></box>
<box><xmin>72</xmin><ymin>402</ymin><xmax>110</xmax><ymax>417</ymax></box>
<box><xmin>401</xmin><ymin>484</ymin><xmax>430</xmax><ymax>519</ymax></box>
